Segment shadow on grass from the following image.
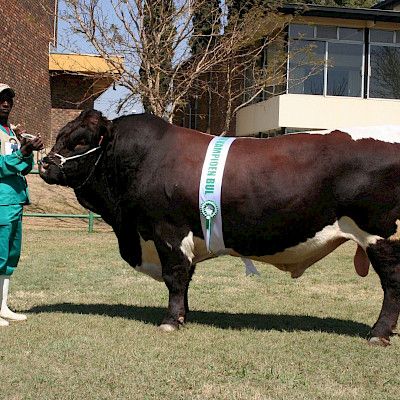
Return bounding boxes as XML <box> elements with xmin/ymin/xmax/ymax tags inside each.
<box><xmin>28</xmin><ymin>303</ymin><xmax>370</xmax><ymax>337</ymax></box>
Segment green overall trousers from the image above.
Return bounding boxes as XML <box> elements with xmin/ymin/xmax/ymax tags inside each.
<box><xmin>0</xmin><ymin>127</ymin><xmax>33</xmax><ymax>276</ymax></box>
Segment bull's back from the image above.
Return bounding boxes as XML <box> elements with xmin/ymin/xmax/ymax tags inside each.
<box><xmin>220</xmin><ymin>132</ymin><xmax>400</xmax><ymax>256</ymax></box>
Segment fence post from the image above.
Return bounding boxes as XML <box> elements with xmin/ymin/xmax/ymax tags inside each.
<box><xmin>88</xmin><ymin>212</ymin><xmax>95</xmax><ymax>233</ymax></box>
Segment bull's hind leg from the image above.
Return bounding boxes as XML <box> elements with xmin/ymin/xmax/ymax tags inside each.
<box><xmin>367</xmin><ymin>240</ymin><xmax>400</xmax><ymax>346</ymax></box>
<box><xmin>154</xmin><ymin>225</ymin><xmax>195</xmax><ymax>331</ymax></box>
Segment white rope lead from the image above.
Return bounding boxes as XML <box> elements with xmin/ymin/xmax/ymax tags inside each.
<box><xmin>54</xmin><ymin>146</ymin><xmax>101</xmax><ymax>166</ymax></box>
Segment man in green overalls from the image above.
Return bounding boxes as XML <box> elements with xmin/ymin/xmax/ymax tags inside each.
<box><xmin>0</xmin><ymin>84</ymin><xmax>43</xmax><ymax>327</ymax></box>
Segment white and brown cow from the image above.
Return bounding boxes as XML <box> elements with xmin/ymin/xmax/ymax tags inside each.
<box><xmin>39</xmin><ymin>110</ymin><xmax>400</xmax><ymax>346</ymax></box>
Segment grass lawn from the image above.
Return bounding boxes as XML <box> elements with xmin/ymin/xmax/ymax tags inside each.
<box><xmin>0</xmin><ymin>227</ymin><xmax>399</xmax><ymax>400</ymax></box>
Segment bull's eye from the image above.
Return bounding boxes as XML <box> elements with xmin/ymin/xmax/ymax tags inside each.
<box><xmin>67</xmin><ymin>128</ymin><xmax>91</xmax><ymax>150</ymax></box>
<box><xmin>67</xmin><ymin>139</ymin><xmax>87</xmax><ymax>151</ymax></box>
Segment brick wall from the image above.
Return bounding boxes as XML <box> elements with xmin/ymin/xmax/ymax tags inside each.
<box><xmin>50</xmin><ymin>108</ymin><xmax>82</xmax><ymax>144</ymax></box>
<box><xmin>0</xmin><ymin>0</ymin><xmax>56</xmax><ymax>146</ymax></box>
<box><xmin>174</xmin><ymin>71</ymin><xmax>238</xmax><ymax>136</ymax></box>
<box><xmin>51</xmin><ymin>75</ymin><xmax>96</xmax><ymax>109</ymax></box>
<box><xmin>50</xmin><ymin>74</ymin><xmax>96</xmax><ymax>142</ymax></box>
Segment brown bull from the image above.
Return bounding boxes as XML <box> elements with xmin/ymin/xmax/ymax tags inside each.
<box><xmin>39</xmin><ymin>110</ymin><xmax>400</xmax><ymax>346</ymax></box>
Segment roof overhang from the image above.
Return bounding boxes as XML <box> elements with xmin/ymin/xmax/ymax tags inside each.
<box><xmin>49</xmin><ymin>53</ymin><xmax>124</xmax><ymax>94</ymax></box>
<box><xmin>281</xmin><ymin>3</ymin><xmax>400</xmax><ymax>23</ymax></box>
<box><xmin>372</xmin><ymin>0</ymin><xmax>400</xmax><ymax>9</ymax></box>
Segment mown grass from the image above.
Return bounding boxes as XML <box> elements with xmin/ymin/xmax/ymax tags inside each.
<box><xmin>1</xmin><ymin>228</ymin><xmax>400</xmax><ymax>400</ymax></box>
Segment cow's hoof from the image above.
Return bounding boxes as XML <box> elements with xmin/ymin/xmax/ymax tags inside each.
<box><xmin>368</xmin><ymin>336</ymin><xmax>391</xmax><ymax>347</ymax></box>
<box><xmin>159</xmin><ymin>323</ymin><xmax>178</xmax><ymax>332</ymax></box>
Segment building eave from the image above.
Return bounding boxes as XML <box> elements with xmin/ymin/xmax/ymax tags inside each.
<box><xmin>372</xmin><ymin>0</ymin><xmax>400</xmax><ymax>10</ymax></box>
<box><xmin>49</xmin><ymin>53</ymin><xmax>123</xmax><ymax>75</ymax></box>
<box><xmin>281</xmin><ymin>4</ymin><xmax>400</xmax><ymax>23</ymax></box>
<box><xmin>49</xmin><ymin>53</ymin><xmax>124</xmax><ymax>98</ymax></box>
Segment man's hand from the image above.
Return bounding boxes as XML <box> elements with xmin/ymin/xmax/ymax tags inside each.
<box><xmin>12</xmin><ymin>124</ymin><xmax>24</xmax><ymax>135</ymax></box>
<box><xmin>20</xmin><ymin>134</ymin><xmax>44</xmax><ymax>156</ymax></box>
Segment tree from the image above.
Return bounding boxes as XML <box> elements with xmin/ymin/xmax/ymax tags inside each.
<box><xmin>139</xmin><ymin>0</ymin><xmax>176</xmax><ymax>114</ymax></box>
<box><xmin>56</xmin><ymin>0</ymin><xmax>290</xmax><ymax>130</ymax></box>
<box><xmin>190</xmin><ymin>0</ymin><xmax>220</xmax><ymax>55</ymax></box>
<box><xmin>212</xmin><ymin>1</ymin><xmax>290</xmax><ymax>133</ymax></box>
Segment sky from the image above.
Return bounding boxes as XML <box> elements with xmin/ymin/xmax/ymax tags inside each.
<box><xmin>56</xmin><ymin>0</ymin><xmax>142</xmax><ymax>119</ymax></box>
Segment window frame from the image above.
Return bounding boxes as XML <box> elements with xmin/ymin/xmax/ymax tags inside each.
<box><xmin>367</xmin><ymin>29</ymin><xmax>400</xmax><ymax>100</ymax></box>
<box><xmin>287</xmin><ymin>24</ymin><xmax>365</xmax><ymax>99</ymax></box>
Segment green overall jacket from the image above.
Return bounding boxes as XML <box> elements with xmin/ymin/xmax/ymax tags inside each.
<box><xmin>0</xmin><ymin>127</ymin><xmax>33</xmax><ymax>205</ymax></box>
<box><xmin>0</xmin><ymin>150</ymin><xmax>33</xmax><ymax>205</ymax></box>
<box><xmin>0</xmin><ymin>127</ymin><xmax>34</xmax><ymax>275</ymax></box>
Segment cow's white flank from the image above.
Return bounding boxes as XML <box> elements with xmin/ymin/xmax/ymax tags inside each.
<box><xmin>307</xmin><ymin>125</ymin><xmax>400</xmax><ymax>144</ymax></box>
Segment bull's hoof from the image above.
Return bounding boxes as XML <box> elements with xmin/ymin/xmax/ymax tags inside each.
<box><xmin>159</xmin><ymin>323</ymin><xmax>178</xmax><ymax>332</ymax></box>
<box><xmin>368</xmin><ymin>336</ymin><xmax>391</xmax><ymax>347</ymax></box>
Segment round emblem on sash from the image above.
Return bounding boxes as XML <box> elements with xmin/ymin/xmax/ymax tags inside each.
<box><xmin>200</xmin><ymin>200</ymin><xmax>218</xmax><ymax>219</ymax></box>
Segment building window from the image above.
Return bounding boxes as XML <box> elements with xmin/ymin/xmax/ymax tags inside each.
<box><xmin>327</xmin><ymin>42</ymin><xmax>363</xmax><ymax>97</ymax></box>
<box><xmin>369</xmin><ymin>29</ymin><xmax>400</xmax><ymax>99</ymax></box>
<box><xmin>288</xmin><ymin>24</ymin><xmax>364</xmax><ymax>98</ymax></box>
<box><xmin>288</xmin><ymin>39</ymin><xmax>325</xmax><ymax>95</ymax></box>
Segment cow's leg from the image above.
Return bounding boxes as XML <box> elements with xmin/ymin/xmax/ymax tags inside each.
<box><xmin>367</xmin><ymin>239</ymin><xmax>400</xmax><ymax>346</ymax></box>
<box><xmin>112</xmin><ymin>210</ymin><xmax>142</xmax><ymax>268</ymax></box>
<box><xmin>184</xmin><ymin>264</ymin><xmax>196</xmax><ymax>315</ymax></box>
<box><xmin>159</xmin><ymin>252</ymin><xmax>192</xmax><ymax>331</ymax></box>
<box><xmin>154</xmin><ymin>226</ymin><xmax>195</xmax><ymax>331</ymax></box>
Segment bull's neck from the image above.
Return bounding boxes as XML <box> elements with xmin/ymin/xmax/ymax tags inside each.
<box><xmin>74</xmin><ymin>157</ymin><xmax>116</xmax><ymax>218</ymax></box>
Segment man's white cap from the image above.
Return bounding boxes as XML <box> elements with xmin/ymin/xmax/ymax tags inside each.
<box><xmin>0</xmin><ymin>84</ymin><xmax>15</xmax><ymax>97</ymax></box>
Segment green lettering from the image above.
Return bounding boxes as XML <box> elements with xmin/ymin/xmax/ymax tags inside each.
<box><xmin>205</xmin><ymin>184</ymin><xmax>214</xmax><ymax>193</ymax></box>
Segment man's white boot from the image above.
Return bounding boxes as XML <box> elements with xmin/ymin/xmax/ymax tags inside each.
<box><xmin>0</xmin><ymin>276</ymin><xmax>26</xmax><ymax>321</ymax></box>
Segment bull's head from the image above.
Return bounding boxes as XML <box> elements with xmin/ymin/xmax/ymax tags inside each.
<box><xmin>40</xmin><ymin>109</ymin><xmax>113</xmax><ymax>188</ymax></box>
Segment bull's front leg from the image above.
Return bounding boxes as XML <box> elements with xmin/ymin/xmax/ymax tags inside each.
<box><xmin>112</xmin><ymin>209</ymin><xmax>142</xmax><ymax>267</ymax></box>
<box><xmin>367</xmin><ymin>239</ymin><xmax>400</xmax><ymax>346</ymax></box>
<box><xmin>154</xmin><ymin>224</ymin><xmax>195</xmax><ymax>331</ymax></box>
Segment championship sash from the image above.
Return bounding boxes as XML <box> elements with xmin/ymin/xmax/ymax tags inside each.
<box><xmin>199</xmin><ymin>137</ymin><xmax>235</xmax><ymax>254</ymax></box>
<box><xmin>199</xmin><ymin>137</ymin><xmax>260</xmax><ymax>276</ymax></box>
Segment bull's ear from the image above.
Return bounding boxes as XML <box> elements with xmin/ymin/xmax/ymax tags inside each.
<box><xmin>98</xmin><ymin>120</ymin><xmax>114</xmax><ymax>146</ymax></box>
<box><xmin>83</xmin><ymin>111</ymin><xmax>102</xmax><ymax>132</ymax></box>
<box><xmin>82</xmin><ymin>110</ymin><xmax>114</xmax><ymax>146</ymax></box>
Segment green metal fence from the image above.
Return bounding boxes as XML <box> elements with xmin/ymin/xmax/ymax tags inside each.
<box><xmin>23</xmin><ymin>211</ymin><xmax>101</xmax><ymax>233</ymax></box>
<box><xmin>24</xmin><ymin>168</ymin><xmax>101</xmax><ymax>233</ymax></box>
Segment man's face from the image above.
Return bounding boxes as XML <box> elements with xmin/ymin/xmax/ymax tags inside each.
<box><xmin>0</xmin><ymin>92</ymin><xmax>14</xmax><ymax>119</ymax></box>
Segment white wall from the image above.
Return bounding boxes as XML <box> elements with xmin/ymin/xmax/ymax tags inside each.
<box><xmin>236</xmin><ymin>94</ymin><xmax>400</xmax><ymax>136</ymax></box>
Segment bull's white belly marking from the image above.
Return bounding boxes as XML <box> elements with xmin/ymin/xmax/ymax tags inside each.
<box><xmin>389</xmin><ymin>219</ymin><xmax>400</xmax><ymax>241</ymax></box>
<box><xmin>336</xmin><ymin>216</ymin><xmax>382</xmax><ymax>249</ymax></box>
<box><xmin>229</xmin><ymin>216</ymin><xmax>382</xmax><ymax>277</ymax></box>
<box><xmin>256</xmin><ymin>216</ymin><xmax>381</xmax><ymax>261</ymax></box>
<box><xmin>135</xmin><ymin>233</ymin><xmax>197</xmax><ymax>282</ymax></box>
<box><xmin>136</xmin><ymin>236</ymin><xmax>163</xmax><ymax>281</ymax></box>
<box><xmin>135</xmin><ymin>263</ymin><xmax>163</xmax><ymax>282</ymax></box>
<box><xmin>134</xmin><ymin>217</ymin><xmax>383</xmax><ymax>281</ymax></box>
<box><xmin>306</xmin><ymin>125</ymin><xmax>400</xmax><ymax>144</ymax></box>
<box><xmin>180</xmin><ymin>231</ymin><xmax>195</xmax><ymax>263</ymax></box>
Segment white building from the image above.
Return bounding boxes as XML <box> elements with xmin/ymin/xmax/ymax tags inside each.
<box><xmin>237</xmin><ymin>1</ymin><xmax>400</xmax><ymax>136</ymax></box>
